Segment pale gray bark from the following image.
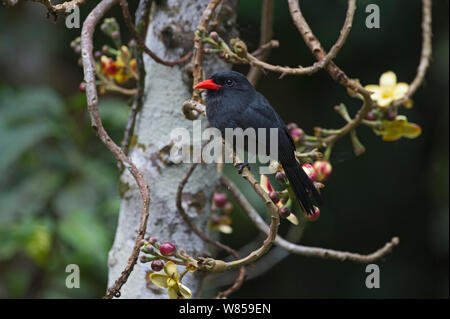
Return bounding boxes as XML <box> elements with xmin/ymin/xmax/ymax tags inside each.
<box><xmin>107</xmin><ymin>0</ymin><xmax>237</xmax><ymax>298</ymax></box>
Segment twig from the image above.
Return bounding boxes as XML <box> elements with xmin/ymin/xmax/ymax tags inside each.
<box><xmin>224</xmin><ymin>166</ymin><xmax>280</xmax><ymax>270</ymax></box>
<box><xmin>245</xmin><ymin>0</ymin><xmax>356</xmax><ymax>79</ymax></box>
<box><xmin>29</xmin><ymin>0</ymin><xmax>85</xmax><ymax>14</ymax></box>
<box><xmin>80</xmin><ymin>0</ymin><xmax>151</xmax><ymax>299</ymax></box>
<box><xmin>121</xmin><ymin>0</ymin><xmax>150</xmax><ymax>154</ymax></box>
<box><xmin>119</xmin><ymin>0</ymin><xmax>193</xmax><ymax>67</ymax></box>
<box><xmin>221</xmin><ymin>175</ymin><xmax>399</xmax><ymax>263</ymax></box>
<box><xmin>176</xmin><ymin>163</ymin><xmax>245</xmax><ymax>298</ymax></box>
<box><xmin>192</xmin><ymin>0</ymin><xmax>223</xmax><ymax>100</ymax></box>
<box><xmin>287</xmin><ymin>0</ymin><xmax>369</xmax><ymax>96</ymax></box>
<box><xmin>393</xmin><ymin>0</ymin><xmax>433</xmax><ymax>107</ymax></box>
<box><xmin>247</xmin><ymin>0</ymin><xmax>275</xmax><ymax>86</ymax></box>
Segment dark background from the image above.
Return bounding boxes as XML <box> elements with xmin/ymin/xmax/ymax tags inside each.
<box><xmin>0</xmin><ymin>0</ymin><xmax>448</xmax><ymax>298</ymax></box>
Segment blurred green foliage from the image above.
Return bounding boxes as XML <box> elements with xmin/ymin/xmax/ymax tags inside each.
<box><xmin>0</xmin><ymin>87</ymin><xmax>127</xmax><ymax>298</ymax></box>
<box><xmin>0</xmin><ymin>0</ymin><xmax>448</xmax><ymax>298</ymax></box>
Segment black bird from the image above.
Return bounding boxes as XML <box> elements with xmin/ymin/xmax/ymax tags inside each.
<box><xmin>194</xmin><ymin>70</ymin><xmax>321</xmax><ymax>215</ymax></box>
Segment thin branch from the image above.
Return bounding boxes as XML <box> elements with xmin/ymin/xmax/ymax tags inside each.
<box><xmin>80</xmin><ymin>0</ymin><xmax>151</xmax><ymax>299</ymax></box>
<box><xmin>287</xmin><ymin>0</ymin><xmax>369</xmax><ymax>96</ymax></box>
<box><xmin>224</xmin><ymin>165</ymin><xmax>280</xmax><ymax>270</ymax></box>
<box><xmin>221</xmin><ymin>175</ymin><xmax>399</xmax><ymax>263</ymax></box>
<box><xmin>120</xmin><ymin>0</ymin><xmax>193</xmax><ymax>67</ymax></box>
<box><xmin>393</xmin><ymin>0</ymin><xmax>433</xmax><ymax>107</ymax></box>
<box><xmin>192</xmin><ymin>0</ymin><xmax>223</xmax><ymax>100</ymax></box>
<box><xmin>245</xmin><ymin>0</ymin><xmax>356</xmax><ymax>79</ymax></box>
<box><xmin>175</xmin><ymin>163</ymin><xmax>245</xmax><ymax>298</ymax></box>
<box><xmin>30</xmin><ymin>0</ymin><xmax>85</xmax><ymax>14</ymax></box>
<box><xmin>121</xmin><ymin>0</ymin><xmax>150</xmax><ymax>154</ymax></box>
<box><xmin>247</xmin><ymin>0</ymin><xmax>275</xmax><ymax>86</ymax></box>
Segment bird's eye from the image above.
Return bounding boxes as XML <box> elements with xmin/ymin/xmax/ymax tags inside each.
<box><xmin>225</xmin><ymin>79</ymin><xmax>234</xmax><ymax>87</ymax></box>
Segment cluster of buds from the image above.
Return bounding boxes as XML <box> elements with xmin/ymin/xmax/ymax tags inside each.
<box><xmin>199</xmin><ymin>30</ymin><xmax>247</xmax><ymax>64</ymax></box>
<box><xmin>302</xmin><ymin>160</ymin><xmax>332</xmax><ymax>183</ymax></box>
<box><xmin>140</xmin><ymin>237</ymin><xmax>196</xmax><ymax>299</ymax></box>
<box><xmin>260</xmin><ymin>174</ymin><xmax>300</xmax><ymax>225</ymax></box>
<box><xmin>72</xmin><ymin>17</ymin><xmax>138</xmax><ymax>96</ymax></box>
<box><xmin>363</xmin><ymin>71</ymin><xmax>421</xmax><ymax>142</ymax></box>
<box><xmin>210</xmin><ymin>192</ymin><xmax>234</xmax><ymax>234</ymax></box>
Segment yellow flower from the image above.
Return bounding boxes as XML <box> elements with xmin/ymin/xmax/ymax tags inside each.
<box><xmin>365</xmin><ymin>71</ymin><xmax>409</xmax><ymax>108</ymax></box>
<box><xmin>100</xmin><ymin>55</ymin><xmax>132</xmax><ymax>84</ymax></box>
<box><xmin>375</xmin><ymin>115</ymin><xmax>422</xmax><ymax>141</ymax></box>
<box><xmin>148</xmin><ymin>261</ymin><xmax>192</xmax><ymax>299</ymax></box>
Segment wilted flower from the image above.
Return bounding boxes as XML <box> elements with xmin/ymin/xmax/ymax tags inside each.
<box><xmin>374</xmin><ymin>115</ymin><xmax>422</xmax><ymax>141</ymax></box>
<box><xmin>148</xmin><ymin>261</ymin><xmax>192</xmax><ymax>299</ymax></box>
<box><xmin>365</xmin><ymin>71</ymin><xmax>409</xmax><ymax>108</ymax></box>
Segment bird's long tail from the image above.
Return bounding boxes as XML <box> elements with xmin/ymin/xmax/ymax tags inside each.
<box><xmin>283</xmin><ymin>162</ymin><xmax>322</xmax><ymax>215</ymax></box>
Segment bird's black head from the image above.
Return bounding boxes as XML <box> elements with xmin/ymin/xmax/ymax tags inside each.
<box><xmin>194</xmin><ymin>70</ymin><xmax>253</xmax><ymax>96</ymax></box>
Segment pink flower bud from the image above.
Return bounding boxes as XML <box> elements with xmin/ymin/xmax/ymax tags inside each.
<box><xmin>302</xmin><ymin>163</ymin><xmax>317</xmax><ymax>181</ymax></box>
<box><xmin>386</xmin><ymin>110</ymin><xmax>396</xmax><ymax>121</ymax></box>
<box><xmin>365</xmin><ymin>111</ymin><xmax>376</xmax><ymax>121</ymax></box>
<box><xmin>279</xmin><ymin>206</ymin><xmax>291</xmax><ymax>218</ymax></box>
<box><xmin>159</xmin><ymin>242</ymin><xmax>176</xmax><ymax>256</ymax></box>
<box><xmin>79</xmin><ymin>82</ymin><xmax>86</xmax><ymax>92</ymax></box>
<box><xmin>313</xmin><ymin>160</ymin><xmax>332</xmax><ymax>182</ymax></box>
<box><xmin>290</xmin><ymin>127</ymin><xmax>304</xmax><ymax>143</ymax></box>
<box><xmin>151</xmin><ymin>260</ymin><xmax>164</xmax><ymax>271</ymax></box>
<box><xmin>275</xmin><ymin>172</ymin><xmax>287</xmax><ymax>187</ymax></box>
<box><xmin>305</xmin><ymin>206</ymin><xmax>320</xmax><ymax>221</ymax></box>
<box><xmin>213</xmin><ymin>193</ymin><xmax>228</xmax><ymax>208</ymax></box>
<box><xmin>269</xmin><ymin>191</ymin><xmax>280</xmax><ymax>203</ymax></box>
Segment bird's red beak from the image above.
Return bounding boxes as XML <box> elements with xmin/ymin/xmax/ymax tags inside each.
<box><xmin>194</xmin><ymin>79</ymin><xmax>222</xmax><ymax>90</ymax></box>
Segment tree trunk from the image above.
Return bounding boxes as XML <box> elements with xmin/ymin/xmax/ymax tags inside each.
<box><xmin>107</xmin><ymin>0</ymin><xmax>237</xmax><ymax>298</ymax></box>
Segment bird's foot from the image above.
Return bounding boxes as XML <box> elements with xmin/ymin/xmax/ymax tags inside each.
<box><xmin>236</xmin><ymin>162</ymin><xmax>250</xmax><ymax>174</ymax></box>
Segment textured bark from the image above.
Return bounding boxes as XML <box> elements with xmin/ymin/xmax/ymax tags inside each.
<box><xmin>107</xmin><ymin>0</ymin><xmax>237</xmax><ymax>298</ymax></box>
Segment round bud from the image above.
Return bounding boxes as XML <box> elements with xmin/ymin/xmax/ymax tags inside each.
<box><xmin>94</xmin><ymin>51</ymin><xmax>102</xmax><ymax>60</ymax></box>
<box><xmin>279</xmin><ymin>206</ymin><xmax>291</xmax><ymax>218</ymax></box>
<box><xmin>147</xmin><ymin>237</ymin><xmax>158</xmax><ymax>245</ymax></box>
<box><xmin>269</xmin><ymin>191</ymin><xmax>280</xmax><ymax>203</ymax></box>
<box><xmin>79</xmin><ymin>82</ymin><xmax>86</xmax><ymax>92</ymax></box>
<box><xmin>112</xmin><ymin>30</ymin><xmax>120</xmax><ymax>39</ymax></box>
<box><xmin>386</xmin><ymin>110</ymin><xmax>396</xmax><ymax>121</ymax></box>
<box><xmin>151</xmin><ymin>260</ymin><xmax>164</xmax><ymax>271</ymax></box>
<box><xmin>365</xmin><ymin>111</ymin><xmax>376</xmax><ymax>121</ymax></box>
<box><xmin>223</xmin><ymin>202</ymin><xmax>234</xmax><ymax>214</ymax></box>
<box><xmin>290</xmin><ymin>127</ymin><xmax>304</xmax><ymax>143</ymax></box>
<box><xmin>302</xmin><ymin>163</ymin><xmax>317</xmax><ymax>181</ymax></box>
<box><xmin>209</xmin><ymin>31</ymin><xmax>219</xmax><ymax>39</ymax></box>
<box><xmin>275</xmin><ymin>171</ymin><xmax>287</xmax><ymax>185</ymax></box>
<box><xmin>159</xmin><ymin>242</ymin><xmax>177</xmax><ymax>256</ymax></box>
<box><xmin>213</xmin><ymin>193</ymin><xmax>228</xmax><ymax>208</ymax></box>
<box><xmin>313</xmin><ymin>160</ymin><xmax>332</xmax><ymax>182</ymax></box>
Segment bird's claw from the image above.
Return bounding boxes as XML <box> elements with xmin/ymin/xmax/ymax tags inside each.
<box><xmin>237</xmin><ymin>162</ymin><xmax>250</xmax><ymax>174</ymax></box>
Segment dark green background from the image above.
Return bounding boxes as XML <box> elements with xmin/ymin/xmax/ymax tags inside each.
<box><xmin>0</xmin><ymin>0</ymin><xmax>448</xmax><ymax>298</ymax></box>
